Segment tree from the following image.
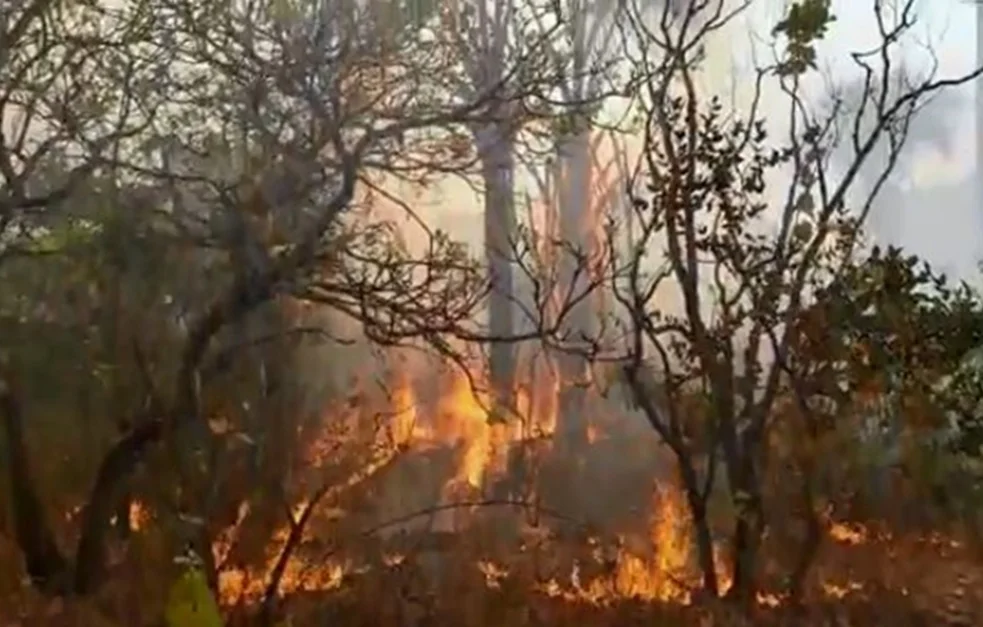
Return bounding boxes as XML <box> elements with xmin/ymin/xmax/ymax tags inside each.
<box><xmin>528</xmin><ymin>0</ymin><xmax>629</xmax><ymax>454</ymax></box>
<box><xmin>764</xmin><ymin>245</ymin><xmax>983</xmax><ymax>599</ymax></box>
<box><xmin>0</xmin><ymin>0</ymin><xmax>162</xmax><ymax>255</ymax></box>
<box><xmin>0</xmin><ymin>0</ymin><xmax>172</xmax><ymax>592</ymax></box>
<box><xmin>600</xmin><ymin>0</ymin><xmax>983</xmax><ymax>605</ymax></box>
<box><xmin>436</xmin><ymin>0</ymin><xmax>629</xmax><ymax>424</ymax></box>
<box><xmin>435</xmin><ymin>0</ymin><xmax>527</xmax><ymax>417</ymax></box>
<box><xmin>796</xmin><ymin>247</ymin><xmax>983</xmax><ymax>509</ymax></box>
<box><xmin>0</xmin><ymin>0</ymin><xmax>564</xmax><ymax>597</ymax></box>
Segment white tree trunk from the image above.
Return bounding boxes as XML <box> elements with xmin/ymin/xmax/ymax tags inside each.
<box><xmin>441</xmin><ymin>0</ymin><xmax>519</xmax><ymax>415</ymax></box>
<box><xmin>541</xmin><ymin>0</ymin><xmax>624</xmax><ymax>453</ymax></box>
<box><xmin>476</xmin><ymin>123</ymin><xmax>517</xmax><ymax>413</ymax></box>
<box><xmin>556</xmin><ymin>127</ymin><xmax>595</xmax><ymax>453</ymax></box>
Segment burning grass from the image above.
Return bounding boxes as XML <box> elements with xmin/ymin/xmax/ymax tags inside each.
<box><xmin>192</xmin><ymin>359</ymin><xmax>983</xmax><ymax>625</ymax></box>
<box><xmin>2</xmin><ymin>356</ymin><xmax>983</xmax><ymax>626</ymax></box>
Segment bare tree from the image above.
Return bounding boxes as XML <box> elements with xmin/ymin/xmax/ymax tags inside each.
<box><xmin>510</xmin><ymin>126</ymin><xmax>634</xmax><ymax>515</ymax></box>
<box><xmin>435</xmin><ymin>0</ymin><xmax>626</xmax><ymax>420</ymax></box>
<box><xmin>603</xmin><ymin>0</ymin><xmax>983</xmax><ymax>604</ymax></box>
<box><xmin>517</xmin><ymin>0</ymin><xmax>643</xmax><ymax>455</ymax></box>
<box><xmin>435</xmin><ymin>0</ymin><xmax>529</xmax><ymax>416</ymax></box>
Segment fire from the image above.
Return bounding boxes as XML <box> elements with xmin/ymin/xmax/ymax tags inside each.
<box><xmin>103</xmin><ymin>499</ymin><xmax>152</xmax><ymax>532</ymax></box>
<box><xmin>586</xmin><ymin>423</ymin><xmax>602</xmax><ymax>444</ymax></box>
<box><xmin>436</xmin><ymin>370</ymin><xmax>493</xmax><ymax>489</ymax></box>
<box><xmin>515</xmin><ymin>373</ymin><xmax>559</xmax><ymax>439</ymax></box>
<box><xmin>206</xmin><ymin>355</ymin><xmax>855</xmax><ymax>614</ymax></box>
<box><xmin>388</xmin><ymin>373</ymin><xmax>420</xmax><ymax>447</ymax></box>
<box><xmin>477</xmin><ymin>560</ymin><xmax>509</xmax><ymax>589</ymax></box>
<box><xmin>215</xmin><ymin>499</ymin><xmax>354</xmax><ymax>607</ymax></box>
<box><xmin>756</xmin><ymin>591</ymin><xmax>784</xmax><ymax>607</ymax></box>
<box><xmin>290</xmin><ymin>359</ymin><xmax>709</xmax><ymax>608</ymax></box>
<box><xmin>821</xmin><ymin>580</ymin><xmax>865</xmax><ymax>599</ymax></box>
<box><xmin>147</xmin><ymin>357</ymin><xmax>909</xmax><ymax>615</ymax></box>
<box><xmin>128</xmin><ymin>499</ymin><xmax>152</xmax><ymax>532</ymax></box>
<box><xmin>217</xmin><ymin>545</ymin><xmax>348</xmax><ymax>607</ymax></box>
<box><xmin>84</xmin><ymin>357</ymin><xmax>983</xmax><ymax>621</ymax></box>
<box><xmin>828</xmin><ymin>521</ymin><xmax>868</xmax><ymax>545</ymax></box>
<box><xmin>540</xmin><ymin>480</ymin><xmax>696</xmax><ymax>605</ymax></box>
<box><xmin>213</xmin><ymin>501</ymin><xmax>251</xmax><ymax>569</ymax></box>
<box><xmin>644</xmin><ymin>482</ymin><xmax>693</xmax><ymax>601</ymax></box>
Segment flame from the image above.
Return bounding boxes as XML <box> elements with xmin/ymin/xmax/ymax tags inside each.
<box><xmin>829</xmin><ymin>521</ymin><xmax>868</xmax><ymax>545</ymax></box>
<box><xmin>477</xmin><ymin>560</ymin><xmax>509</xmax><ymax>589</ymax></box>
<box><xmin>217</xmin><ymin>547</ymin><xmax>348</xmax><ymax>607</ymax></box>
<box><xmin>389</xmin><ymin>373</ymin><xmax>419</xmax><ymax>447</ymax></box>
<box><xmin>548</xmin><ymin>481</ymin><xmax>697</xmax><ymax>605</ymax></box>
<box><xmin>713</xmin><ymin>545</ymin><xmax>733</xmax><ymax>596</ymax></box>
<box><xmin>122</xmin><ymin>358</ymin><xmax>981</xmax><ymax>623</ymax></box>
<box><xmin>515</xmin><ymin>373</ymin><xmax>559</xmax><ymax>439</ymax></box>
<box><xmin>213</xmin><ymin>501</ymin><xmax>251</xmax><ymax>569</ymax></box>
<box><xmin>128</xmin><ymin>500</ymin><xmax>152</xmax><ymax>532</ymax></box>
<box><xmin>756</xmin><ymin>591</ymin><xmax>784</xmax><ymax>607</ymax></box>
<box><xmin>821</xmin><ymin>579</ymin><xmax>865</xmax><ymax>599</ymax></box>
<box><xmin>645</xmin><ymin>482</ymin><xmax>693</xmax><ymax>601</ymax></box>
<box><xmin>211</xmin><ymin>354</ymin><xmax>897</xmax><ymax>613</ymax></box>
<box><xmin>214</xmin><ymin>485</ymin><xmax>363</xmax><ymax>606</ymax></box>
<box><xmin>586</xmin><ymin>423</ymin><xmax>602</xmax><ymax>444</ymax></box>
<box><xmin>436</xmin><ymin>369</ymin><xmax>492</xmax><ymax>489</ymax></box>
<box><xmin>214</xmin><ymin>432</ymin><xmax>400</xmax><ymax>605</ymax></box>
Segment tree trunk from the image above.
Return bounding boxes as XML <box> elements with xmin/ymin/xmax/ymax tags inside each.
<box><xmin>73</xmin><ymin>417</ymin><xmax>163</xmax><ymax>593</ymax></box>
<box><xmin>476</xmin><ymin>123</ymin><xmax>517</xmax><ymax>416</ymax></box>
<box><xmin>258</xmin><ymin>484</ymin><xmax>330</xmax><ymax>626</ymax></box>
<box><xmin>727</xmin><ymin>468</ymin><xmax>765</xmax><ymax>606</ymax></box>
<box><xmin>711</xmin><ymin>389</ymin><xmax>764</xmax><ymax>605</ymax></box>
<box><xmin>729</xmin><ymin>512</ymin><xmax>761</xmax><ymax>603</ymax></box>
<box><xmin>556</xmin><ymin>127</ymin><xmax>594</xmax><ymax>456</ymax></box>
<box><xmin>0</xmin><ymin>377</ymin><xmax>69</xmax><ymax>593</ymax></box>
<box><xmin>787</xmin><ymin>486</ymin><xmax>822</xmax><ymax>606</ymax></box>
<box><xmin>73</xmin><ymin>266</ymin><xmax>275</xmax><ymax>593</ymax></box>
<box><xmin>679</xmin><ymin>462</ymin><xmax>719</xmax><ymax>597</ymax></box>
<box><xmin>11</xmin><ymin>154</ymin><xmax>357</xmax><ymax>598</ymax></box>
<box><xmin>788</xmin><ymin>417</ymin><xmax>824</xmax><ymax>606</ymax></box>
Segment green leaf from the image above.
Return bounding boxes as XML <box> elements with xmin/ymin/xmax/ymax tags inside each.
<box><xmin>773</xmin><ymin>0</ymin><xmax>835</xmax><ymax>76</ymax></box>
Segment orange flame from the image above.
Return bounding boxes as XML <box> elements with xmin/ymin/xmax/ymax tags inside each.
<box><xmin>128</xmin><ymin>500</ymin><xmax>152</xmax><ymax>532</ymax></box>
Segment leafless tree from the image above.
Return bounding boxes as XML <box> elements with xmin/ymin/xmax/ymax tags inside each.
<box><xmin>432</xmin><ymin>0</ymin><xmax>528</xmax><ymax>415</ymax></box>
<box><xmin>434</xmin><ymin>0</ymin><xmax>630</xmax><ymax>421</ymax></box>
<box><xmin>523</xmin><ymin>0</ymin><xmax>630</xmax><ymax>453</ymax></box>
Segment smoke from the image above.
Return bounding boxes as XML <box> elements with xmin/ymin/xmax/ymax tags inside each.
<box><xmin>865</xmin><ymin>84</ymin><xmax>981</xmax><ymax>282</ymax></box>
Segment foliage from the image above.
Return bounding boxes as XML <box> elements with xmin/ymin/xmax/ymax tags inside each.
<box><xmin>603</xmin><ymin>0</ymin><xmax>983</xmax><ymax>605</ymax></box>
<box><xmin>791</xmin><ymin>246</ymin><xmax>983</xmax><ymax>415</ymax></box>
<box><xmin>784</xmin><ymin>246</ymin><xmax>983</xmax><ymax>525</ymax></box>
<box><xmin>773</xmin><ymin>0</ymin><xmax>836</xmax><ymax>76</ymax></box>
<box><xmin>0</xmin><ymin>0</ymin><xmax>557</xmax><ymax>602</ymax></box>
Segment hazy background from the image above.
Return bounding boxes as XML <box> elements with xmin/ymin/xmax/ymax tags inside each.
<box><xmin>416</xmin><ymin>0</ymin><xmax>982</xmax><ymax>283</ymax></box>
